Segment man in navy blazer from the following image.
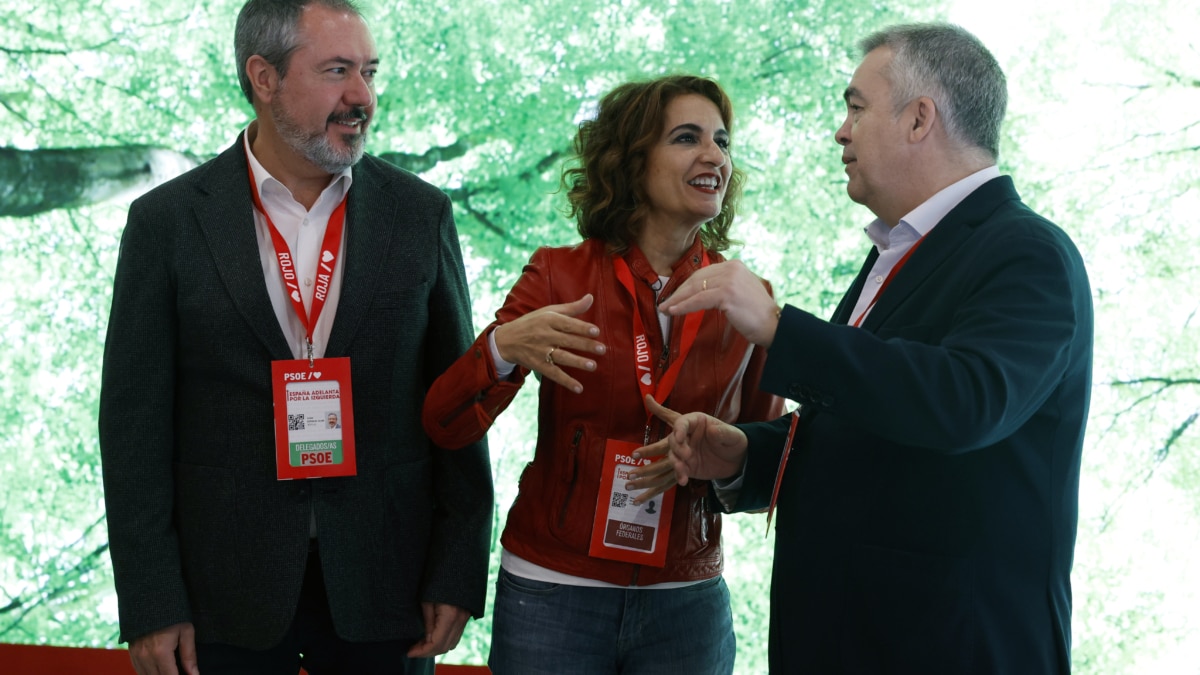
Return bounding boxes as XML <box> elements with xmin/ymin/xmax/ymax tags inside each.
<box><xmin>98</xmin><ymin>1</ymin><xmax>492</xmax><ymax>673</ymax></box>
<box><xmin>632</xmin><ymin>23</ymin><xmax>1092</xmax><ymax>673</ymax></box>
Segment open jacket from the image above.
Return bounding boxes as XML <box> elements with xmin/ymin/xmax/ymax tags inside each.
<box><xmin>736</xmin><ymin>177</ymin><xmax>1092</xmax><ymax>674</ymax></box>
<box><xmin>424</xmin><ymin>237</ymin><xmax>783</xmax><ymax>585</ymax></box>
<box><xmin>99</xmin><ymin>138</ymin><xmax>493</xmax><ymax>647</ymax></box>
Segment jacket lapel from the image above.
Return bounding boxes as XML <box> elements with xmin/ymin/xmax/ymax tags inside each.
<box><xmin>859</xmin><ymin>176</ymin><xmax>1018</xmax><ymax>332</ymax></box>
<box><xmin>831</xmin><ymin>249</ymin><xmax>878</xmax><ymax>325</ymax></box>
<box><xmin>193</xmin><ymin>137</ymin><xmax>294</xmax><ymax>360</ymax></box>
<box><xmin>325</xmin><ymin>158</ymin><xmax>397</xmax><ymax>357</ymax></box>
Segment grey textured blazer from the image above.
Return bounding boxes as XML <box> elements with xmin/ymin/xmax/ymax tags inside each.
<box><xmin>99</xmin><ymin>136</ymin><xmax>493</xmax><ymax>648</ymax></box>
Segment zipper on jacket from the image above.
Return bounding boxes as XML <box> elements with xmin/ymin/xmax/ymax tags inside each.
<box><xmin>438</xmin><ymin>392</ymin><xmax>484</xmax><ymax>429</ymax></box>
<box><xmin>657</xmin><ymin>337</ymin><xmax>670</xmax><ymax>372</ymax></box>
<box><xmin>558</xmin><ymin>427</ymin><xmax>585</xmax><ymax>528</ymax></box>
<box><xmin>644</xmin><ymin>338</ymin><xmax>672</xmax><ymax>443</ymax></box>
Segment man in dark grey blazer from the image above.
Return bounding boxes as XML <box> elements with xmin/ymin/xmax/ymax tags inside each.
<box><xmin>98</xmin><ymin>1</ymin><xmax>492</xmax><ymax>673</ymax></box>
<box><xmin>632</xmin><ymin>23</ymin><xmax>1093</xmax><ymax>674</ymax></box>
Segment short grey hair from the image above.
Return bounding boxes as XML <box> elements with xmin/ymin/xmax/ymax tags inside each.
<box><xmin>861</xmin><ymin>23</ymin><xmax>1007</xmax><ymax>160</ymax></box>
<box><xmin>234</xmin><ymin>0</ymin><xmax>364</xmax><ymax>105</ymax></box>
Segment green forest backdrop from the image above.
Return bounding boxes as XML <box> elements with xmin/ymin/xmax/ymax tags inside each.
<box><xmin>1</xmin><ymin>0</ymin><xmax>1197</xmax><ymax>673</ymax></box>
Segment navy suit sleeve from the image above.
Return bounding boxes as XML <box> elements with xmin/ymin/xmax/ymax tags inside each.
<box><xmin>728</xmin><ymin>416</ymin><xmax>796</xmax><ymax>512</ymax></box>
<box><xmin>760</xmin><ymin>213</ymin><xmax>1091</xmax><ymax>454</ymax></box>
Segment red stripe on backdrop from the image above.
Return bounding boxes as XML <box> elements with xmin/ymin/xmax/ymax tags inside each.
<box><xmin>0</xmin><ymin>643</ymin><xmax>489</xmax><ymax>674</ymax></box>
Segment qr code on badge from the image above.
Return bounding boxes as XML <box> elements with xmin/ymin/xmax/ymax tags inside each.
<box><xmin>610</xmin><ymin>492</ymin><xmax>629</xmax><ymax>508</ymax></box>
<box><xmin>288</xmin><ymin>413</ymin><xmax>305</xmax><ymax>431</ymax></box>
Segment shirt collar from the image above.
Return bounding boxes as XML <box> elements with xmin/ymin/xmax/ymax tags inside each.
<box><xmin>864</xmin><ymin>165</ymin><xmax>1001</xmax><ymax>251</ymax></box>
<box><xmin>243</xmin><ymin>121</ymin><xmax>353</xmax><ymax>206</ymax></box>
<box><xmin>623</xmin><ymin>236</ymin><xmax>707</xmax><ymax>286</ymax></box>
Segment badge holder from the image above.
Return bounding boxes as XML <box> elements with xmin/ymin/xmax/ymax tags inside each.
<box><xmin>271</xmin><ymin>357</ymin><xmax>357</xmax><ymax>480</ymax></box>
<box><xmin>588</xmin><ymin>439</ymin><xmax>675</xmax><ymax>567</ymax></box>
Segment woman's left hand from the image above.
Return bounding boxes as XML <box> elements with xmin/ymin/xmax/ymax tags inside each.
<box><xmin>493</xmin><ymin>294</ymin><xmax>607</xmax><ymax>393</ymax></box>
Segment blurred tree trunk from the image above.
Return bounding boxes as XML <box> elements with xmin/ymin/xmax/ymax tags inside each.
<box><xmin>0</xmin><ymin>137</ymin><xmax>490</xmax><ymax>217</ymax></box>
<box><xmin>0</xmin><ymin>146</ymin><xmax>199</xmax><ymax>216</ymax></box>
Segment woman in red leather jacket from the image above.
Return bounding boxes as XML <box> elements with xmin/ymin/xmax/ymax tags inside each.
<box><xmin>422</xmin><ymin>75</ymin><xmax>783</xmax><ymax>674</ymax></box>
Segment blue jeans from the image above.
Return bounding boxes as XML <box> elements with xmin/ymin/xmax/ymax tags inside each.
<box><xmin>488</xmin><ymin>568</ymin><xmax>735</xmax><ymax>675</ymax></box>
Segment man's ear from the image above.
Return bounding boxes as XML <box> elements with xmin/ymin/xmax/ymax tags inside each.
<box><xmin>908</xmin><ymin>96</ymin><xmax>938</xmax><ymax>143</ymax></box>
<box><xmin>245</xmin><ymin>55</ymin><xmax>279</xmax><ymax>105</ymax></box>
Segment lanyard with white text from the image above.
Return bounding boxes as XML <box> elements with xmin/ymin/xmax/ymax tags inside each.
<box><xmin>247</xmin><ymin>164</ymin><xmax>347</xmax><ymax>366</ymax></box>
<box><xmin>852</xmin><ymin>236</ymin><xmax>926</xmax><ymax>328</ymax></box>
<box><xmin>613</xmin><ymin>251</ymin><xmax>708</xmax><ymax>445</ymax></box>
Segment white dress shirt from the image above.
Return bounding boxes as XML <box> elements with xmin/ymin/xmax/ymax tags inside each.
<box><xmin>244</xmin><ymin>124</ymin><xmax>352</xmax><ymax>358</ymax></box>
<box><xmin>849</xmin><ymin>165</ymin><xmax>1000</xmax><ymax>326</ymax></box>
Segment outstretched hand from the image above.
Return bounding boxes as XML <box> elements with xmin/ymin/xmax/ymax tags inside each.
<box><xmin>627</xmin><ymin>395</ymin><xmax>750</xmax><ymax>503</ymax></box>
<box><xmin>493</xmin><ymin>294</ymin><xmax>607</xmax><ymax>393</ymax></box>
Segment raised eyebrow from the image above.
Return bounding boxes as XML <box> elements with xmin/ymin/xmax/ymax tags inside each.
<box><xmin>668</xmin><ymin>123</ymin><xmax>702</xmax><ymax>136</ymax></box>
<box><xmin>322</xmin><ymin>56</ymin><xmax>381</xmax><ymax>69</ymax></box>
<box><xmin>667</xmin><ymin>123</ymin><xmax>729</xmax><ymax>137</ymax></box>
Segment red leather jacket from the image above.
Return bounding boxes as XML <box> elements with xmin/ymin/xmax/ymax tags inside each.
<box><xmin>423</xmin><ymin>237</ymin><xmax>783</xmax><ymax>585</ymax></box>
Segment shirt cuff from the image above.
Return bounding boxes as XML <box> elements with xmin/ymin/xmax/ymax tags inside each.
<box><xmin>711</xmin><ymin>473</ymin><xmax>744</xmax><ymax>511</ymax></box>
<box><xmin>488</xmin><ymin>328</ymin><xmax>517</xmax><ymax>380</ymax></box>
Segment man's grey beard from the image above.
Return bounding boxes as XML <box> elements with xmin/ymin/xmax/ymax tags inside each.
<box><xmin>272</xmin><ymin>101</ymin><xmax>367</xmax><ymax>174</ymax></box>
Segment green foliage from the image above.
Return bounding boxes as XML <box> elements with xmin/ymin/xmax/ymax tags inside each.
<box><xmin>1</xmin><ymin>1</ymin><xmax>247</xmax><ymax>150</ymax></box>
<box><xmin>988</xmin><ymin>0</ymin><xmax>1200</xmax><ymax>670</ymax></box>
<box><xmin>373</xmin><ymin>0</ymin><xmax>944</xmax><ymax>308</ymax></box>
<box><xmin>0</xmin><ymin>204</ymin><xmax>124</xmax><ymax>645</ymax></box>
<box><xmin>3</xmin><ymin>0</ymin><xmax>1199</xmax><ymax>672</ymax></box>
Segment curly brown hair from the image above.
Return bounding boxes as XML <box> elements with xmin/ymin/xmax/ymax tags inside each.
<box><xmin>563</xmin><ymin>75</ymin><xmax>745</xmax><ymax>253</ymax></box>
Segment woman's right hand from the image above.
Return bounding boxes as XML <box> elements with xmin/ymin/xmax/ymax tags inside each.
<box><xmin>493</xmin><ymin>294</ymin><xmax>607</xmax><ymax>393</ymax></box>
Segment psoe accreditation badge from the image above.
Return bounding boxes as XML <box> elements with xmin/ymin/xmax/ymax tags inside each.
<box><xmin>271</xmin><ymin>357</ymin><xmax>357</xmax><ymax>480</ymax></box>
<box><xmin>587</xmin><ymin>439</ymin><xmax>675</xmax><ymax>567</ymax></box>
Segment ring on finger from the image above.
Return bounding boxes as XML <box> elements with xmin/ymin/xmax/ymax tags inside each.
<box><xmin>545</xmin><ymin>347</ymin><xmax>557</xmax><ymax>364</ymax></box>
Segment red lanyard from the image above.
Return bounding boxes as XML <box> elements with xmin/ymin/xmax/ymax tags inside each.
<box><xmin>613</xmin><ymin>251</ymin><xmax>708</xmax><ymax>443</ymax></box>
<box><xmin>852</xmin><ymin>236</ymin><xmax>925</xmax><ymax>327</ymax></box>
<box><xmin>247</xmin><ymin>163</ymin><xmax>347</xmax><ymax>365</ymax></box>
<box><xmin>765</xmin><ymin>408</ymin><xmax>800</xmax><ymax>534</ymax></box>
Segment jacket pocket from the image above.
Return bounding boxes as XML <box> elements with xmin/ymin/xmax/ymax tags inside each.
<box><xmin>370</xmin><ymin>279</ymin><xmax>431</xmax><ymax>310</ymax></box>
<box><xmin>556</xmin><ymin>426</ymin><xmax>585</xmax><ymax>530</ymax></box>
<box><xmin>173</xmin><ymin>462</ymin><xmax>242</xmax><ymax>607</ymax></box>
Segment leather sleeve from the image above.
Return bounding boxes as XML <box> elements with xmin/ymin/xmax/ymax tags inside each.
<box><xmin>421</xmin><ymin>247</ymin><xmax>558</xmax><ymax>449</ymax></box>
